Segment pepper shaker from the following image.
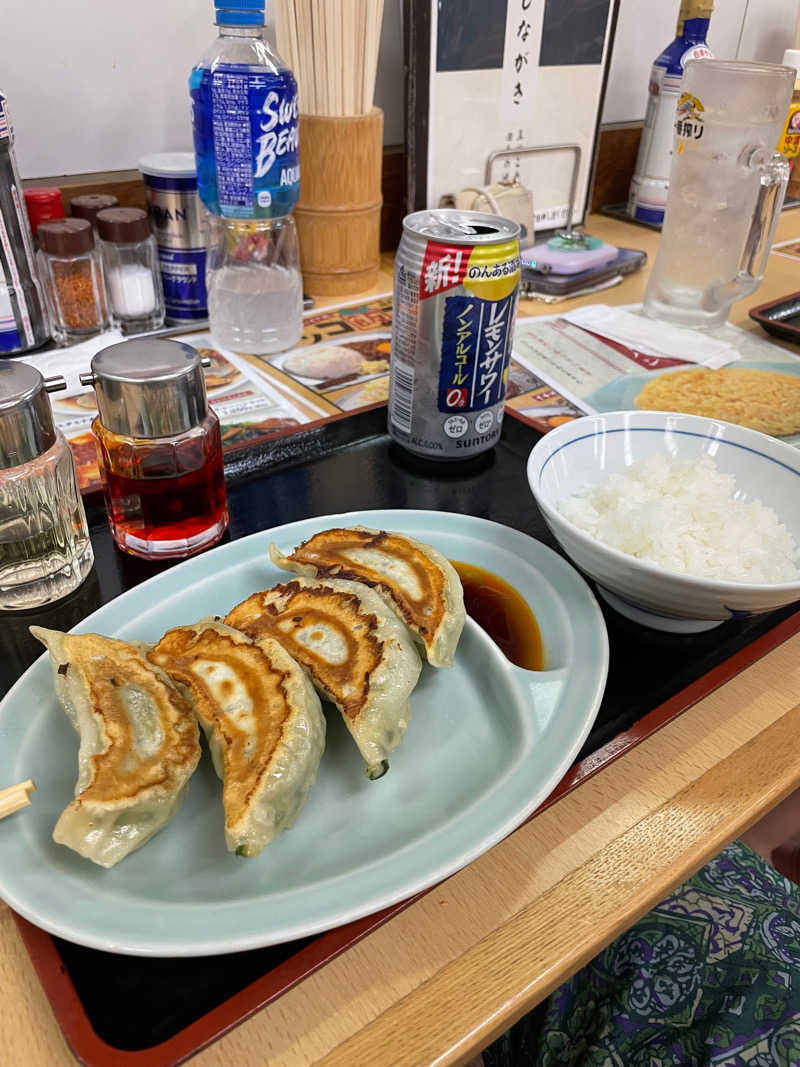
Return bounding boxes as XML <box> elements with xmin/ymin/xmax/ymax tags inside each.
<box><xmin>97</xmin><ymin>207</ymin><xmax>165</xmax><ymax>334</ymax></box>
<box><xmin>0</xmin><ymin>362</ymin><xmax>94</xmax><ymax>610</ymax></box>
<box><xmin>36</xmin><ymin>218</ymin><xmax>109</xmax><ymax>344</ymax></box>
<box><xmin>81</xmin><ymin>338</ymin><xmax>228</xmax><ymax>560</ymax></box>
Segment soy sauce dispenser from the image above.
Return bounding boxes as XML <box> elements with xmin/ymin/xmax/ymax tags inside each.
<box><xmin>80</xmin><ymin>338</ymin><xmax>229</xmax><ymax>560</ymax></box>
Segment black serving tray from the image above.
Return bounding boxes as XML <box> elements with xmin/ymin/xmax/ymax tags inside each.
<box><xmin>749</xmin><ymin>290</ymin><xmax>800</xmax><ymax>346</ymax></box>
<box><xmin>3</xmin><ymin>406</ymin><xmax>799</xmax><ymax>1065</ymax></box>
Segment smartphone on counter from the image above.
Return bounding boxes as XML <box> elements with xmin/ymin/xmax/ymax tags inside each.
<box><xmin>521</xmin><ymin>247</ymin><xmax>647</xmax><ymax>297</ymax></box>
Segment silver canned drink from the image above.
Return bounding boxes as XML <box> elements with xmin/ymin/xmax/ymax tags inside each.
<box><xmin>388</xmin><ymin>209</ymin><xmax>521</xmax><ymax>460</ymax></box>
<box><xmin>138</xmin><ymin>152</ymin><xmax>209</xmax><ymax>324</ymax></box>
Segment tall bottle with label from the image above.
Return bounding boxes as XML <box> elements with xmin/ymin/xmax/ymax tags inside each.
<box><xmin>628</xmin><ymin>1</ymin><xmax>713</xmax><ymax>225</ymax></box>
<box><xmin>190</xmin><ymin>0</ymin><xmax>303</xmax><ymax>354</ymax></box>
<box><xmin>779</xmin><ymin>50</ymin><xmax>800</xmax><ymax>199</ymax></box>
<box><xmin>0</xmin><ymin>90</ymin><xmax>49</xmax><ymax>354</ymax></box>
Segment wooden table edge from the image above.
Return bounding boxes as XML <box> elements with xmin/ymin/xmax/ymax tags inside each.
<box><xmin>317</xmin><ymin>700</ymin><xmax>800</xmax><ymax>1067</ymax></box>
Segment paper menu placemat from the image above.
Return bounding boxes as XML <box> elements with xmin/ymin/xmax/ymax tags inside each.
<box><xmin>511</xmin><ymin>304</ymin><xmax>800</xmax><ymax>449</ymax></box>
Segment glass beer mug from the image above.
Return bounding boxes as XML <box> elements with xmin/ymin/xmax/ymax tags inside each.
<box><xmin>644</xmin><ymin>60</ymin><xmax>795</xmax><ymax>329</ymax></box>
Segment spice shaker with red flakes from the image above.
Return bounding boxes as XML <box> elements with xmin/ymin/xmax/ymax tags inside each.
<box><xmin>80</xmin><ymin>338</ymin><xmax>228</xmax><ymax>560</ymax></box>
<box><xmin>36</xmin><ymin>218</ymin><xmax>109</xmax><ymax>344</ymax></box>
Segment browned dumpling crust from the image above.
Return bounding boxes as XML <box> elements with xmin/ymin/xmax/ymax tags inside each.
<box><xmin>30</xmin><ymin>628</ymin><xmax>201</xmax><ymax>868</ymax></box>
<box><xmin>226</xmin><ymin>577</ymin><xmax>422</xmax><ymax>778</ymax></box>
<box><xmin>269</xmin><ymin>526</ymin><xmax>466</xmax><ymax>668</ymax></box>
<box><xmin>72</xmin><ymin>638</ymin><xmax>199</xmax><ymax>804</ymax></box>
<box><xmin>148</xmin><ymin>621</ymin><xmax>325</xmax><ymax>855</ymax></box>
<box><xmin>228</xmin><ymin>582</ymin><xmax>382</xmax><ymax>721</ymax></box>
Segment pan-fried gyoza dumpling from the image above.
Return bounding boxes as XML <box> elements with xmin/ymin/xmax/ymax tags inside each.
<box><xmin>226</xmin><ymin>578</ymin><xmax>422</xmax><ymax>779</ymax></box>
<box><xmin>30</xmin><ymin>627</ymin><xmax>201</xmax><ymax>869</ymax></box>
<box><xmin>269</xmin><ymin>526</ymin><xmax>466</xmax><ymax>668</ymax></box>
<box><xmin>147</xmin><ymin>619</ymin><xmax>325</xmax><ymax>857</ymax></box>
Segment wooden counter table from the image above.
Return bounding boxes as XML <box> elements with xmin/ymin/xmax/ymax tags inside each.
<box><xmin>3</xmin><ymin>212</ymin><xmax>800</xmax><ymax>1067</ymax></box>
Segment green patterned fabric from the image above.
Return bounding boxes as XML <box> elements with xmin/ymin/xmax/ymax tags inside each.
<box><xmin>484</xmin><ymin>841</ymin><xmax>800</xmax><ymax>1066</ymax></box>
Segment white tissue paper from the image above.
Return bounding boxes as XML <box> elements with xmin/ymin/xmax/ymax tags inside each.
<box><xmin>561</xmin><ymin>305</ymin><xmax>741</xmax><ymax>370</ymax></box>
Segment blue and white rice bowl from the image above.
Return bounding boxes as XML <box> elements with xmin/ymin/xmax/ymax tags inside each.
<box><xmin>527</xmin><ymin>411</ymin><xmax>800</xmax><ymax>633</ymax></box>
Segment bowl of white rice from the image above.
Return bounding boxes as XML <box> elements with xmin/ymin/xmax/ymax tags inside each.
<box><xmin>527</xmin><ymin>411</ymin><xmax>800</xmax><ymax>632</ymax></box>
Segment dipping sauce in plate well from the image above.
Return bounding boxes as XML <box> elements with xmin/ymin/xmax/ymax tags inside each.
<box><xmin>451</xmin><ymin>562</ymin><xmax>544</xmax><ymax>670</ymax></box>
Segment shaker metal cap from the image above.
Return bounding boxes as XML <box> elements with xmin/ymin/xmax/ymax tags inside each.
<box><xmin>0</xmin><ymin>362</ymin><xmax>65</xmax><ymax>470</ymax></box>
<box><xmin>80</xmin><ymin>338</ymin><xmax>209</xmax><ymax>438</ymax></box>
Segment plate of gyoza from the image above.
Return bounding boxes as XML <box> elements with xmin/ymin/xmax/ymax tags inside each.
<box><xmin>0</xmin><ymin>510</ymin><xmax>608</xmax><ymax>956</ymax></box>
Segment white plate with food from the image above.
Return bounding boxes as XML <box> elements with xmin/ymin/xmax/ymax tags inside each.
<box><xmin>0</xmin><ymin>510</ymin><xmax>608</xmax><ymax>956</ymax></box>
<box><xmin>271</xmin><ymin>334</ymin><xmax>391</xmax><ymax>387</ymax></box>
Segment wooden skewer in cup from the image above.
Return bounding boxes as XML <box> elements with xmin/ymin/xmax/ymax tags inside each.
<box><xmin>0</xmin><ymin>779</ymin><xmax>36</xmax><ymax>819</ymax></box>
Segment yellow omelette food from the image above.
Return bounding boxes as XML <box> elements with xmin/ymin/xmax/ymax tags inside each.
<box><xmin>634</xmin><ymin>367</ymin><xmax>800</xmax><ymax>437</ymax></box>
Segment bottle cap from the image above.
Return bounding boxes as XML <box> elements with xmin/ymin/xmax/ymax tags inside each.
<box><xmin>138</xmin><ymin>152</ymin><xmax>197</xmax><ymax>179</ymax></box>
<box><xmin>0</xmin><ymin>362</ymin><xmax>65</xmax><ymax>470</ymax></box>
<box><xmin>679</xmin><ymin>0</ymin><xmax>713</xmax><ymax>22</ymax></box>
<box><xmin>80</xmin><ymin>338</ymin><xmax>211</xmax><ymax>438</ymax></box>
<box><xmin>23</xmin><ymin>187</ymin><xmax>65</xmax><ymax>235</ymax></box>
<box><xmin>97</xmin><ymin>207</ymin><xmax>152</xmax><ymax>244</ymax></box>
<box><xmin>38</xmin><ymin>217</ymin><xmax>94</xmax><ymax>255</ymax></box>
<box><xmin>70</xmin><ymin>194</ymin><xmax>119</xmax><ymax>227</ymax></box>
<box><xmin>214</xmin><ymin>0</ymin><xmax>264</xmax><ymax>27</ymax></box>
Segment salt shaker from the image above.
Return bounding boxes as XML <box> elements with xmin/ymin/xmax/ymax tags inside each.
<box><xmin>81</xmin><ymin>338</ymin><xmax>228</xmax><ymax>560</ymax></box>
<box><xmin>36</xmin><ymin>218</ymin><xmax>109</xmax><ymax>344</ymax></box>
<box><xmin>97</xmin><ymin>207</ymin><xmax>165</xmax><ymax>334</ymax></box>
<box><xmin>0</xmin><ymin>362</ymin><xmax>93</xmax><ymax>611</ymax></box>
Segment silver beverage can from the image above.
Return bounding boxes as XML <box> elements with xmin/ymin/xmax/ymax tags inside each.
<box><xmin>388</xmin><ymin>209</ymin><xmax>521</xmax><ymax>460</ymax></box>
<box><xmin>138</xmin><ymin>152</ymin><xmax>209</xmax><ymax>324</ymax></box>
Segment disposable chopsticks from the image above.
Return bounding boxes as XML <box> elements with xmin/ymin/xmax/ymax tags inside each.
<box><xmin>274</xmin><ymin>0</ymin><xmax>384</xmax><ymax>117</ymax></box>
<box><xmin>0</xmin><ymin>779</ymin><xmax>36</xmax><ymax>819</ymax></box>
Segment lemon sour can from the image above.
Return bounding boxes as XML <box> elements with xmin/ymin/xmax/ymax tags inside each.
<box><xmin>388</xmin><ymin>209</ymin><xmax>521</xmax><ymax>460</ymax></box>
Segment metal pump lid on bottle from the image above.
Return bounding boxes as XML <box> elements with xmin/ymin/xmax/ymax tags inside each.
<box><xmin>0</xmin><ymin>362</ymin><xmax>66</xmax><ymax>470</ymax></box>
<box><xmin>80</xmin><ymin>338</ymin><xmax>211</xmax><ymax>439</ymax></box>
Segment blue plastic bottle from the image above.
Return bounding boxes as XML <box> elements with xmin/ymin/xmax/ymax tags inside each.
<box><xmin>190</xmin><ymin>0</ymin><xmax>300</xmax><ymax>219</ymax></box>
<box><xmin>628</xmin><ymin>1</ymin><xmax>713</xmax><ymax>225</ymax></box>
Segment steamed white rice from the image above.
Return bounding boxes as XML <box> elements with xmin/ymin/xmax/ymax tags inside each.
<box><xmin>559</xmin><ymin>455</ymin><xmax>800</xmax><ymax>584</ymax></box>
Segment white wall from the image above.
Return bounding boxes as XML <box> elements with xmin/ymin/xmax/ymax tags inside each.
<box><xmin>5</xmin><ymin>1</ymin><xmax>210</xmax><ymax>177</ymax></box>
<box><xmin>603</xmin><ymin>0</ymin><xmax>800</xmax><ymax>124</ymax></box>
<box><xmin>3</xmin><ymin>0</ymin><xmax>798</xmax><ymax>178</ymax></box>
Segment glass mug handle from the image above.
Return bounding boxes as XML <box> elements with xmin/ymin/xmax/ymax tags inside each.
<box><xmin>726</xmin><ymin>149</ymin><xmax>790</xmax><ymax>302</ymax></box>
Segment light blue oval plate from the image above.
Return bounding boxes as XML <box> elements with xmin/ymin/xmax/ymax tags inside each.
<box><xmin>0</xmin><ymin>510</ymin><xmax>608</xmax><ymax>956</ymax></box>
<box><xmin>584</xmin><ymin>361</ymin><xmax>800</xmax><ymax>448</ymax></box>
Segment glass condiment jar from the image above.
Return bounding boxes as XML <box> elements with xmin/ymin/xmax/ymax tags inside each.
<box><xmin>36</xmin><ymin>218</ymin><xmax>109</xmax><ymax>344</ymax></box>
<box><xmin>81</xmin><ymin>338</ymin><xmax>228</xmax><ymax>560</ymax></box>
<box><xmin>70</xmin><ymin>193</ymin><xmax>119</xmax><ymax>231</ymax></box>
<box><xmin>0</xmin><ymin>362</ymin><xmax>93</xmax><ymax>611</ymax></box>
<box><xmin>98</xmin><ymin>207</ymin><xmax>165</xmax><ymax>334</ymax></box>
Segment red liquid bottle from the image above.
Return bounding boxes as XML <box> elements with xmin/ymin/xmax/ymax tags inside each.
<box><xmin>83</xmin><ymin>338</ymin><xmax>229</xmax><ymax>560</ymax></box>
